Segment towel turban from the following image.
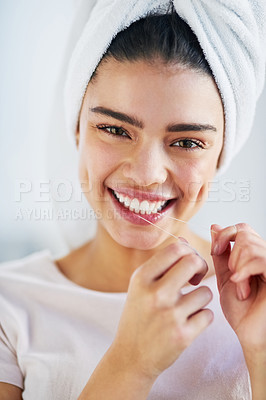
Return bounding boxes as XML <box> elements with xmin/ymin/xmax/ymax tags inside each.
<box><xmin>64</xmin><ymin>0</ymin><xmax>266</xmax><ymax>175</ymax></box>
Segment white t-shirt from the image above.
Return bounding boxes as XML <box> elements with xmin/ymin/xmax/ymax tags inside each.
<box><xmin>0</xmin><ymin>250</ymin><xmax>251</xmax><ymax>399</ymax></box>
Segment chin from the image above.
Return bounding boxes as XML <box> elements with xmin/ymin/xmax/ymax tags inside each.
<box><xmin>110</xmin><ymin>228</ymin><xmax>168</xmax><ymax>251</ymax></box>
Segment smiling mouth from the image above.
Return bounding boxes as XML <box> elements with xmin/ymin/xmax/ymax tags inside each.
<box><xmin>109</xmin><ymin>188</ymin><xmax>174</xmax><ymax>215</ymax></box>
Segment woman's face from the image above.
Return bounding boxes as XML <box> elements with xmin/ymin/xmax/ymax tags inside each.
<box><xmin>77</xmin><ymin>58</ymin><xmax>224</xmax><ymax>249</ymax></box>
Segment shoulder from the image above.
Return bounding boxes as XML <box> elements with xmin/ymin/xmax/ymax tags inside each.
<box><xmin>0</xmin><ymin>250</ymin><xmax>60</xmax><ymax>303</ymax></box>
<box><xmin>0</xmin><ymin>249</ymin><xmax>53</xmax><ymax>280</ymax></box>
<box><xmin>0</xmin><ymin>251</ymin><xmax>51</xmax><ymax>338</ymax></box>
<box><xmin>0</xmin><ymin>249</ymin><xmax>63</xmax><ymax>328</ymax></box>
<box><xmin>0</xmin><ymin>249</ymin><xmax>51</xmax><ymax>271</ymax></box>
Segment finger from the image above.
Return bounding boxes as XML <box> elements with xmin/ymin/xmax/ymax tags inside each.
<box><xmin>177</xmin><ymin>286</ymin><xmax>213</xmax><ymax>318</ymax></box>
<box><xmin>153</xmin><ymin>253</ymin><xmax>208</xmax><ymax>304</ymax></box>
<box><xmin>211</xmin><ymin>223</ymin><xmax>260</xmax><ymax>256</ymax></box>
<box><xmin>235</xmin><ymin>279</ymin><xmax>251</xmax><ymax>301</ymax></box>
<box><xmin>228</xmin><ymin>235</ymin><xmax>266</xmax><ymax>281</ymax></box>
<box><xmin>229</xmin><ymin>237</ymin><xmax>266</xmax><ymax>272</ymax></box>
<box><xmin>139</xmin><ymin>241</ymin><xmax>200</xmax><ymax>284</ymax></box>
<box><xmin>229</xmin><ymin>243</ymin><xmax>266</xmax><ymax>300</ymax></box>
<box><xmin>188</xmin><ymin>267</ymin><xmax>208</xmax><ymax>286</ymax></box>
<box><xmin>210</xmin><ymin>224</ymin><xmax>223</xmax><ymax>255</ymax></box>
<box><xmin>227</xmin><ymin>241</ymin><xmax>242</xmax><ymax>272</ymax></box>
<box><xmin>211</xmin><ymin>225</ymin><xmax>232</xmax><ymax>292</ymax></box>
<box><xmin>186</xmin><ymin>309</ymin><xmax>214</xmax><ymax>339</ymax></box>
<box><xmin>226</xmin><ymin>241</ymin><xmax>252</xmax><ymax>300</ymax></box>
<box><xmin>229</xmin><ymin>239</ymin><xmax>266</xmax><ymax>300</ymax></box>
<box><xmin>231</xmin><ymin>257</ymin><xmax>266</xmax><ymax>282</ymax></box>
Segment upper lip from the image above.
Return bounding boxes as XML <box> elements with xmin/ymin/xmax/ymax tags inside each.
<box><xmin>109</xmin><ymin>187</ymin><xmax>176</xmax><ymax>202</ymax></box>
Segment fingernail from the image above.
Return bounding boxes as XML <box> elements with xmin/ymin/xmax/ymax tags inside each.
<box><xmin>214</xmin><ymin>243</ymin><xmax>219</xmax><ymax>254</ymax></box>
<box><xmin>178</xmin><ymin>237</ymin><xmax>194</xmax><ymax>251</ymax></box>
<box><xmin>211</xmin><ymin>242</ymin><xmax>219</xmax><ymax>256</ymax></box>
<box><xmin>230</xmin><ymin>272</ymin><xmax>240</xmax><ymax>282</ymax></box>
<box><xmin>178</xmin><ymin>237</ymin><xmax>189</xmax><ymax>244</ymax></box>
<box><xmin>236</xmin><ymin>285</ymin><xmax>245</xmax><ymax>301</ymax></box>
<box><xmin>210</xmin><ymin>231</ymin><xmax>215</xmax><ymax>255</ymax></box>
<box><xmin>211</xmin><ymin>224</ymin><xmax>223</xmax><ymax>232</ymax></box>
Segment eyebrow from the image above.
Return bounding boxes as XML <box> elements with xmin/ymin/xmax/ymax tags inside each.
<box><xmin>89</xmin><ymin>106</ymin><xmax>217</xmax><ymax>133</ymax></box>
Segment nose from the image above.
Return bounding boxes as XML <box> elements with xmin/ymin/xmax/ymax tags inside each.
<box><xmin>122</xmin><ymin>143</ymin><xmax>168</xmax><ymax>187</ymax></box>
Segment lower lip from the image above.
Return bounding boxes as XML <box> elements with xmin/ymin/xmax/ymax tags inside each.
<box><xmin>108</xmin><ymin>189</ymin><xmax>176</xmax><ymax>226</ymax></box>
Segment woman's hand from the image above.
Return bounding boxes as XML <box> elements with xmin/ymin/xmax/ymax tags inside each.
<box><xmin>211</xmin><ymin>223</ymin><xmax>266</xmax><ymax>399</ymax></box>
<box><xmin>110</xmin><ymin>240</ymin><xmax>213</xmax><ymax>382</ymax></box>
<box><xmin>211</xmin><ymin>223</ymin><xmax>266</xmax><ymax>352</ymax></box>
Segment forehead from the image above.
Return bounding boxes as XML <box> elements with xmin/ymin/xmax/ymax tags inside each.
<box><xmin>85</xmin><ymin>58</ymin><xmax>223</xmax><ymax>125</ymax></box>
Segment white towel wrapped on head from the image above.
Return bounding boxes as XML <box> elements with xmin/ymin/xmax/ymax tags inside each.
<box><xmin>64</xmin><ymin>0</ymin><xmax>266</xmax><ymax>175</ymax></box>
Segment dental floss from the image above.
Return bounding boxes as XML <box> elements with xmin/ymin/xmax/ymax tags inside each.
<box><xmin>137</xmin><ymin>213</ymin><xmax>217</xmax><ymax>235</ymax></box>
<box><xmin>137</xmin><ymin>215</ymin><xmax>181</xmax><ymax>240</ymax></box>
<box><xmin>153</xmin><ymin>213</ymin><xmax>217</xmax><ymax>234</ymax></box>
<box><xmin>136</xmin><ymin>214</ymin><xmax>207</xmax><ymax>258</ymax></box>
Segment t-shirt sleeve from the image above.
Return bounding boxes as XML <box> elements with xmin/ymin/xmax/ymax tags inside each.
<box><xmin>0</xmin><ymin>323</ymin><xmax>24</xmax><ymax>389</ymax></box>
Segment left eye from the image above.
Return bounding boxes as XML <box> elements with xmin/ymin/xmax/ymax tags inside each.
<box><xmin>97</xmin><ymin>125</ymin><xmax>130</xmax><ymax>138</ymax></box>
<box><xmin>171</xmin><ymin>139</ymin><xmax>203</xmax><ymax>149</ymax></box>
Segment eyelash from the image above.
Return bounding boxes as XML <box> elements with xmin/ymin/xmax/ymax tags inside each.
<box><xmin>171</xmin><ymin>138</ymin><xmax>204</xmax><ymax>150</ymax></box>
<box><xmin>97</xmin><ymin>124</ymin><xmax>130</xmax><ymax>138</ymax></box>
<box><xmin>96</xmin><ymin>124</ymin><xmax>204</xmax><ymax>151</ymax></box>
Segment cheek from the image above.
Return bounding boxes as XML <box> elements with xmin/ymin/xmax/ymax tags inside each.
<box><xmin>174</xmin><ymin>155</ymin><xmax>218</xmax><ymax>202</ymax></box>
<box><xmin>78</xmin><ymin>138</ymin><xmax>122</xmax><ymax>194</ymax></box>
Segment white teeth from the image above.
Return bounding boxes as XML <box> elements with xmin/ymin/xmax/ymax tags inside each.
<box><xmin>113</xmin><ymin>190</ymin><xmax>168</xmax><ymax>215</ymax></box>
<box><xmin>124</xmin><ymin>196</ymin><xmax>131</xmax><ymax>207</ymax></box>
<box><xmin>149</xmin><ymin>203</ymin><xmax>155</xmax><ymax>212</ymax></box>
<box><xmin>139</xmin><ymin>200</ymin><xmax>150</xmax><ymax>215</ymax></box>
<box><xmin>118</xmin><ymin>194</ymin><xmax>125</xmax><ymax>203</ymax></box>
<box><xmin>129</xmin><ymin>198</ymin><xmax>140</xmax><ymax>213</ymax></box>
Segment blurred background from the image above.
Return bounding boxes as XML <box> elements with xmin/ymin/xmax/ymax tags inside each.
<box><xmin>0</xmin><ymin>0</ymin><xmax>265</xmax><ymax>263</ymax></box>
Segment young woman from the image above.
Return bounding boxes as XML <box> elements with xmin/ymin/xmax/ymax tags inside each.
<box><xmin>0</xmin><ymin>4</ymin><xmax>265</xmax><ymax>400</ymax></box>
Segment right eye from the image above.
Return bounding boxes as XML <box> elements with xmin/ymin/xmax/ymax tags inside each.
<box><xmin>97</xmin><ymin>125</ymin><xmax>131</xmax><ymax>139</ymax></box>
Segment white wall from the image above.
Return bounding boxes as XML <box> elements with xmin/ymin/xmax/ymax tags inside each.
<box><xmin>0</xmin><ymin>0</ymin><xmax>75</xmax><ymax>261</ymax></box>
<box><xmin>190</xmin><ymin>86</ymin><xmax>266</xmax><ymax>240</ymax></box>
<box><xmin>0</xmin><ymin>0</ymin><xmax>265</xmax><ymax>262</ymax></box>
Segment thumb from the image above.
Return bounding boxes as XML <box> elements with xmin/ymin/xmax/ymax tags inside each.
<box><xmin>211</xmin><ymin>225</ymin><xmax>231</xmax><ymax>292</ymax></box>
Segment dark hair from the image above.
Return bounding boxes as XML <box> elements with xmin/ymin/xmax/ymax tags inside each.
<box><xmin>92</xmin><ymin>8</ymin><xmax>213</xmax><ymax>80</ymax></box>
